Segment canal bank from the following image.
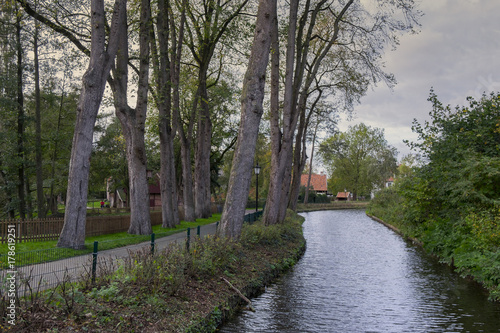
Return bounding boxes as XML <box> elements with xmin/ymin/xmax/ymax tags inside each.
<box><xmin>220</xmin><ymin>210</ymin><xmax>500</xmax><ymax>332</ymax></box>
<box><xmin>4</xmin><ymin>211</ymin><xmax>306</xmax><ymax>332</ymax></box>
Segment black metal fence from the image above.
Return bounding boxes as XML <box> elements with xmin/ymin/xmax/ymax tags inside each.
<box><xmin>0</xmin><ymin>211</ymin><xmax>261</xmax><ymax>296</ymax></box>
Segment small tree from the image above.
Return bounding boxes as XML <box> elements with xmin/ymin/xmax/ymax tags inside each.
<box><xmin>319</xmin><ymin>123</ymin><xmax>398</xmax><ymax>200</ymax></box>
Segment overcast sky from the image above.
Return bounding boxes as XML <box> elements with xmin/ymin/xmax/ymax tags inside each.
<box><xmin>337</xmin><ymin>0</ymin><xmax>500</xmax><ymax>159</ymax></box>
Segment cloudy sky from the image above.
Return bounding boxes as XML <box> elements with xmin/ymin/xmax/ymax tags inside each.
<box><xmin>337</xmin><ymin>0</ymin><xmax>500</xmax><ymax>159</ymax></box>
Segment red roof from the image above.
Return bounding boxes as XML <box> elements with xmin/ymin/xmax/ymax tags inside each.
<box><xmin>300</xmin><ymin>173</ymin><xmax>327</xmax><ymax>192</ymax></box>
<box><xmin>336</xmin><ymin>192</ymin><xmax>351</xmax><ymax>199</ymax></box>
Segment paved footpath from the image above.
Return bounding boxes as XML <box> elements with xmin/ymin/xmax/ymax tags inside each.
<box><xmin>6</xmin><ymin>222</ymin><xmax>218</xmax><ymax>296</ymax></box>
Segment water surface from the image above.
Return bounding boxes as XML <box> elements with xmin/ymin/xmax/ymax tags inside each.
<box><xmin>220</xmin><ymin>210</ymin><xmax>500</xmax><ymax>332</ymax></box>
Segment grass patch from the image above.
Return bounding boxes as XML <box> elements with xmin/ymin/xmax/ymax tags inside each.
<box><xmin>0</xmin><ymin>214</ymin><xmax>220</xmax><ymax>268</ymax></box>
<box><xmin>1</xmin><ymin>211</ymin><xmax>306</xmax><ymax>332</ymax></box>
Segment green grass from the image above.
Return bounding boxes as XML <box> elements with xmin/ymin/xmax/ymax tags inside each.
<box><xmin>0</xmin><ymin>214</ymin><xmax>221</xmax><ymax>268</ymax></box>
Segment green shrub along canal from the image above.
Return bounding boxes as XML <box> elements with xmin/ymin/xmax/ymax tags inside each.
<box><xmin>219</xmin><ymin>210</ymin><xmax>500</xmax><ymax>332</ymax></box>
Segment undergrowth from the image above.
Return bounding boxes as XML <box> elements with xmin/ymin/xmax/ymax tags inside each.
<box><xmin>1</xmin><ymin>210</ymin><xmax>305</xmax><ymax>332</ymax></box>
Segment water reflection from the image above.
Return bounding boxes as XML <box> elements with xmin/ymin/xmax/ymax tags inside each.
<box><xmin>219</xmin><ymin>210</ymin><xmax>500</xmax><ymax>332</ymax></box>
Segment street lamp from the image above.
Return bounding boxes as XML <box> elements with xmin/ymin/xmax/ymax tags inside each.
<box><xmin>254</xmin><ymin>163</ymin><xmax>261</xmax><ymax>212</ymax></box>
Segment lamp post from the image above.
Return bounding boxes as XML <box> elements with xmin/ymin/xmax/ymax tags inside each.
<box><xmin>254</xmin><ymin>163</ymin><xmax>261</xmax><ymax>212</ymax></box>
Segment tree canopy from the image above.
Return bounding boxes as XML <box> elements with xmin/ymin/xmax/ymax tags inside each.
<box><xmin>319</xmin><ymin>123</ymin><xmax>398</xmax><ymax>199</ymax></box>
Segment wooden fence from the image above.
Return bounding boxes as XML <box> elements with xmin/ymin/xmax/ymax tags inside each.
<box><xmin>0</xmin><ymin>204</ymin><xmax>222</xmax><ymax>243</ymax></box>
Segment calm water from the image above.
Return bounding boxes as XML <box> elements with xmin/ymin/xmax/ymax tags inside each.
<box><xmin>219</xmin><ymin>210</ymin><xmax>500</xmax><ymax>332</ymax></box>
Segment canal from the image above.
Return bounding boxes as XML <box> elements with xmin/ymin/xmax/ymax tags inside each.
<box><xmin>220</xmin><ymin>210</ymin><xmax>500</xmax><ymax>332</ymax></box>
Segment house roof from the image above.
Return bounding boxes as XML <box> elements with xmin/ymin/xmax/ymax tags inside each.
<box><xmin>301</xmin><ymin>173</ymin><xmax>327</xmax><ymax>192</ymax></box>
<box><xmin>336</xmin><ymin>191</ymin><xmax>351</xmax><ymax>199</ymax></box>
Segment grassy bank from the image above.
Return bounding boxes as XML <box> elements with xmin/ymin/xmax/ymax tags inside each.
<box><xmin>0</xmin><ymin>215</ymin><xmax>221</xmax><ymax>268</ymax></box>
<box><xmin>367</xmin><ymin>188</ymin><xmax>500</xmax><ymax>302</ymax></box>
<box><xmin>1</xmin><ymin>210</ymin><xmax>305</xmax><ymax>332</ymax></box>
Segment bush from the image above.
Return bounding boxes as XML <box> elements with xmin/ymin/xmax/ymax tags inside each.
<box><xmin>240</xmin><ymin>209</ymin><xmax>304</xmax><ymax>247</ymax></box>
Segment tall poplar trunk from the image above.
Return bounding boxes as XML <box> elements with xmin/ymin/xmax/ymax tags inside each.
<box><xmin>58</xmin><ymin>0</ymin><xmax>125</xmax><ymax>248</ymax></box>
<box><xmin>218</xmin><ymin>0</ymin><xmax>276</xmax><ymax>238</ymax></box>
<box><xmin>263</xmin><ymin>0</ymin><xmax>299</xmax><ymax>225</ymax></box>
<box><xmin>194</xmin><ymin>69</ymin><xmax>212</xmax><ymax>219</ymax></box>
<box><xmin>15</xmin><ymin>8</ymin><xmax>26</xmax><ymax>220</ymax></box>
<box><xmin>304</xmin><ymin>120</ymin><xmax>319</xmax><ymax>204</ymax></box>
<box><xmin>264</xmin><ymin>0</ymin><xmax>354</xmax><ymax>224</ymax></box>
<box><xmin>153</xmin><ymin>0</ymin><xmax>183</xmax><ymax>228</ymax></box>
<box><xmin>111</xmin><ymin>0</ymin><xmax>152</xmax><ymax>235</ymax></box>
<box><xmin>289</xmin><ymin>90</ymin><xmax>321</xmax><ymax>210</ymax></box>
<box><xmin>34</xmin><ymin>18</ymin><xmax>45</xmax><ymax>218</ymax></box>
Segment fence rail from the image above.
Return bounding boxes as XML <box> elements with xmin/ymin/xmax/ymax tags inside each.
<box><xmin>0</xmin><ymin>204</ymin><xmax>222</xmax><ymax>243</ymax></box>
<box><xmin>0</xmin><ymin>210</ymin><xmax>253</xmax><ymax>296</ymax></box>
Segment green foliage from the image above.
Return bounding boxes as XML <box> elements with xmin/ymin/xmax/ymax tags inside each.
<box><xmin>369</xmin><ymin>91</ymin><xmax>500</xmax><ymax>301</ymax></box>
<box><xmin>319</xmin><ymin>123</ymin><xmax>398</xmax><ymax>199</ymax></box>
<box><xmin>240</xmin><ymin>210</ymin><xmax>304</xmax><ymax>246</ymax></box>
<box><xmin>189</xmin><ymin>235</ymin><xmax>241</xmax><ymax>278</ymax></box>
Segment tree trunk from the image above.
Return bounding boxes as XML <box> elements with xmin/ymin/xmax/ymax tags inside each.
<box><xmin>218</xmin><ymin>0</ymin><xmax>276</xmax><ymax>238</ymax></box>
<box><xmin>111</xmin><ymin>0</ymin><xmax>152</xmax><ymax>235</ymax></box>
<box><xmin>58</xmin><ymin>0</ymin><xmax>125</xmax><ymax>248</ymax></box>
<box><xmin>289</xmin><ymin>91</ymin><xmax>321</xmax><ymax>210</ymax></box>
<box><xmin>49</xmin><ymin>87</ymin><xmax>65</xmax><ymax>215</ymax></box>
<box><xmin>194</xmin><ymin>69</ymin><xmax>213</xmax><ymax>218</ymax></box>
<box><xmin>304</xmin><ymin>121</ymin><xmax>319</xmax><ymax>204</ymax></box>
<box><xmin>263</xmin><ymin>0</ymin><xmax>299</xmax><ymax>225</ymax></box>
<box><xmin>288</xmin><ymin>110</ymin><xmax>308</xmax><ymax>211</ymax></box>
<box><xmin>16</xmin><ymin>9</ymin><xmax>26</xmax><ymax>220</ymax></box>
<box><xmin>34</xmin><ymin>19</ymin><xmax>45</xmax><ymax>218</ymax></box>
<box><xmin>178</xmin><ymin>136</ymin><xmax>196</xmax><ymax>221</ymax></box>
<box><xmin>262</xmin><ymin>10</ymin><xmax>281</xmax><ymax>227</ymax></box>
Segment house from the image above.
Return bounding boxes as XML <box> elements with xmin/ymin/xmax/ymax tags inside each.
<box><xmin>370</xmin><ymin>176</ymin><xmax>396</xmax><ymax>199</ymax></box>
<box><xmin>106</xmin><ymin>171</ymin><xmax>163</xmax><ymax>208</ymax></box>
<box><xmin>148</xmin><ymin>178</ymin><xmax>162</xmax><ymax>208</ymax></box>
<box><xmin>385</xmin><ymin>176</ymin><xmax>395</xmax><ymax>188</ymax></box>
<box><xmin>336</xmin><ymin>191</ymin><xmax>352</xmax><ymax>201</ymax></box>
<box><xmin>300</xmin><ymin>173</ymin><xmax>328</xmax><ymax>194</ymax></box>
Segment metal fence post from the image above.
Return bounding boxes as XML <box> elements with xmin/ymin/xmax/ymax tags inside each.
<box><xmin>151</xmin><ymin>233</ymin><xmax>155</xmax><ymax>255</ymax></box>
<box><xmin>92</xmin><ymin>241</ymin><xmax>98</xmax><ymax>285</ymax></box>
<box><xmin>186</xmin><ymin>228</ymin><xmax>190</xmax><ymax>251</ymax></box>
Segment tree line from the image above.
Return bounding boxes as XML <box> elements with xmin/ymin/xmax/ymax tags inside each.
<box><xmin>368</xmin><ymin>91</ymin><xmax>500</xmax><ymax>300</ymax></box>
<box><xmin>0</xmin><ymin>0</ymin><xmax>420</xmax><ymax>248</ymax></box>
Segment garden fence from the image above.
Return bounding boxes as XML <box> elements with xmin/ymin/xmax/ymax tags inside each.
<box><xmin>0</xmin><ymin>210</ymin><xmax>258</xmax><ymax>297</ymax></box>
<box><xmin>0</xmin><ymin>204</ymin><xmax>223</xmax><ymax>244</ymax></box>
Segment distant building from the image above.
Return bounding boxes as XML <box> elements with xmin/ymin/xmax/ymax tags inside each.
<box><xmin>385</xmin><ymin>176</ymin><xmax>395</xmax><ymax>188</ymax></box>
<box><xmin>336</xmin><ymin>191</ymin><xmax>352</xmax><ymax>201</ymax></box>
<box><xmin>300</xmin><ymin>173</ymin><xmax>328</xmax><ymax>194</ymax></box>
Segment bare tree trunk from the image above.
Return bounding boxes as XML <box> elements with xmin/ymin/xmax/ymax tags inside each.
<box><xmin>288</xmin><ymin>111</ymin><xmax>308</xmax><ymax>211</ymax></box>
<box><xmin>152</xmin><ymin>0</ymin><xmax>183</xmax><ymax>228</ymax></box>
<box><xmin>111</xmin><ymin>0</ymin><xmax>152</xmax><ymax>235</ymax></box>
<box><xmin>49</xmin><ymin>86</ymin><xmax>65</xmax><ymax>215</ymax></box>
<box><xmin>195</xmin><ymin>69</ymin><xmax>212</xmax><ymax>218</ymax></box>
<box><xmin>289</xmin><ymin>90</ymin><xmax>321</xmax><ymax>210</ymax></box>
<box><xmin>57</xmin><ymin>0</ymin><xmax>125</xmax><ymax>248</ymax></box>
<box><xmin>262</xmin><ymin>0</ymin><xmax>299</xmax><ymax>225</ymax></box>
<box><xmin>218</xmin><ymin>0</ymin><xmax>276</xmax><ymax>238</ymax></box>
<box><xmin>34</xmin><ymin>17</ymin><xmax>45</xmax><ymax>218</ymax></box>
<box><xmin>304</xmin><ymin>120</ymin><xmax>319</xmax><ymax>204</ymax></box>
<box><xmin>178</xmin><ymin>136</ymin><xmax>196</xmax><ymax>221</ymax></box>
<box><xmin>15</xmin><ymin>8</ymin><xmax>26</xmax><ymax>220</ymax></box>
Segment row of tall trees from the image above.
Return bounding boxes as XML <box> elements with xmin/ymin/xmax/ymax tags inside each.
<box><xmin>1</xmin><ymin>0</ymin><xmax>82</xmax><ymax>220</ymax></box>
<box><xmin>1</xmin><ymin>0</ymin><xmax>420</xmax><ymax>247</ymax></box>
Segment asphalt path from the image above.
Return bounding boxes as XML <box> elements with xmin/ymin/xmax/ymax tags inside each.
<box><xmin>4</xmin><ymin>222</ymin><xmax>218</xmax><ymax>296</ymax></box>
